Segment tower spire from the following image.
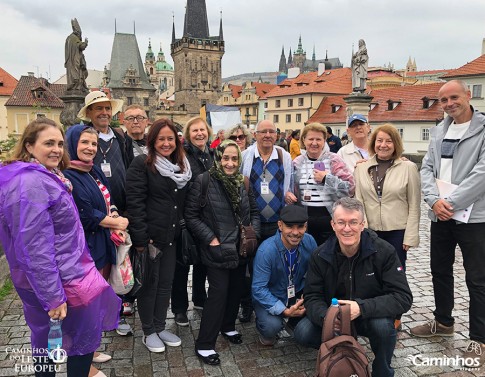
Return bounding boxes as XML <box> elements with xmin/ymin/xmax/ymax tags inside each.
<box><xmin>219</xmin><ymin>9</ymin><xmax>224</xmax><ymax>40</ymax></box>
<box><xmin>172</xmin><ymin>12</ymin><xmax>176</xmax><ymax>43</ymax></box>
<box><xmin>183</xmin><ymin>0</ymin><xmax>209</xmax><ymax>38</ymax></box>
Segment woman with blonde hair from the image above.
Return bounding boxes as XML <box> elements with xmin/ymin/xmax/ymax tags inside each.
<box><xmin>226</xmin><ymin>124</ymin><xmax>253</xmax><ymax>151</ymax></box>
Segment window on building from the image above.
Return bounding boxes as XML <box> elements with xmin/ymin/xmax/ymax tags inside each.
<box><xmin>264</xmin><ymin>102</ymin><xmax>268</xmax><ymax>108</ymax></box>
<box><xmin>331</xmin><ymin>105</ymin><xmax>342</xmax><ymax>113</ymax></box>
<box><xmin>252</xmin><ymin>107</ymin><xmax>257</xmax><ymax>116</ymax></box>
<box><xmin>144</xmin><ymin>98</ymin><xmax>149</xmax><ymax>106</ymax></box>
<box><xmin>397</xmin><ymin>128</ymin><xmax>404</xmax><ymax>138</ymax></box>
<box><xmin>273</xmin><ymin>115</ymin><xmax>279</xmax><ymax>123</ymax></box>
<box><xmin>421</xmin><ymin>128</ymin><xmax>430</xmax><ymax>141</ymax></box>
<box><xmin>275</xmin><ymin>99</ymin><xmax>280</xmax><ymax>108</ymax></box>
<box><xmin>36</xmin><ymin>113</ymin><xmax>46</xmax><ymax>119</ymax></box>
<box><xmin>472</xmin><ymin>84</ymin><xmax>482</xmax><ymax>98</ymax></box>
<box><xmin>298</xmin><ymin>97</ymin><xmax>304</xmax><ymax>106</ymax></box>
<box><xmin>127</xmin><ymin>97</ymin><xmax>133</xmax><ymax>105</ymax></box>
<box><xmin>288</xmin><ymin>99</ymin><xmax>293</xmax><ymax>107</ymax></box>
<box><xmin>296</xmin><ymin>114</ymin><xmax>302</xmax><ymax>122</ymax></box>
<box><xmin>286</xmin><ymin>114</ymin><xmax>291</xmax><ymax>123</ymax></box>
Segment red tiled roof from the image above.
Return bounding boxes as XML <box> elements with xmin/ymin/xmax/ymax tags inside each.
<box><xmin>308</xmin><ymin>83</ymin><xmax>444</xmax><ymax>125</ymax></box>
<box><xmin>252</xmin><ymin>82</ymin><xmax>277</xmax><ymax>98</ymax></box>
<box><xmin>266</xmin><ymin>68</ymin><xmax>352</xmax><ymax>98</ymax></box>
<box><xmin>405</xmin><ymin>69</ymin><xmax>450</xmax><ymax>77</ymax></box>
<box><xmin>307</xmin><ymin>95</ymin><xmax>347</xmax><ymax>124</ymax></box>
<box><xmin>0</xmin><ymin>67</ymin><xmax>18</xmax><ymax>96</ymax></box>
<box><xmin>442</xmin><ymin>55</ymin><xmax>485</xmax><ymax>78</ymax></box>
<box><xmin>5</xmin><ymin>76</ymin><xmax>66</xmax><ymax>108</ymax></box>
<box><xmin>229</xmin><ymin>84</ymin><xmax>242</xmax><ymax>99</ymax></box>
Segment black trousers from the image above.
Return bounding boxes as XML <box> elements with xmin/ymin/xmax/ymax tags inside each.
<box><xmin>307</xmin><ymin>206</ymin><xmax>333</xmax><ymax>247</ymax></box>
<box><xmin>34</xmin><ymin>352</ymin><xmax>93</xmax><ymax>377</ymax></box>
<box><xmin>430</xmin><ymin>220</ymin><xmax>485</xmax><ymax>343</ymax></box>
<box><xmin>171</xmin><ymin>262</ymin><xmax>207</xmax><ymax>314</ymax></box>
<box><xmin>196</xmin><ymin>264</ymin><xmax>246</xmax><ymax>350</ymax></box>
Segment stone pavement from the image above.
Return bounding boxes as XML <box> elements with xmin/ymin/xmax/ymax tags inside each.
<box><xmin>0</xmin><ymin>202</ymin><xmax>484</xmax><ymax>376</ymax></box>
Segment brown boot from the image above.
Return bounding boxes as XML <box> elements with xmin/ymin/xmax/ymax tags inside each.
<box><xmin>463</xmin><ymin>341</ymin><xmax>485</xmax><ymax>367</ymax></box>
<box><xmin>410</xmin><ymin>319</ymin><xmax>454</xmax><ymax>337</ymax></box>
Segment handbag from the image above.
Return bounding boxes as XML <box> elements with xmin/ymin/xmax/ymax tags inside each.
<box><xmin>176</xmin><ymin>219</ymin><xmax>200</xmax><ymax>265</ymax></box>
<box><xmin>239</xmin><ymin>224</ymin><xmax>258</xmax><ymax>258</ymax></box>
<box><xmin>125</xmin><ymin>245</ymin><xmax>146</xmax><ymax>299</ymax></box>
<box><xmin>109</xmin><ymin>232</ymin><xmax>135</xmax><ymax>295</ymax></box>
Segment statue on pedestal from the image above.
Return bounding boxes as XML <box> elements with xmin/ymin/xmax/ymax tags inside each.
<box><xmin>65</xmin><ymin>18</ymin><xmax>88</xmax><ymax>93</ymax></box>
<box><xmin>351</xmin><ymin>39</ymin><xmax>368</xmax><ymax>93</ymax></box>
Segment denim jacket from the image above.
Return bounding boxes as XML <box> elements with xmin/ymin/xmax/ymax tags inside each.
<box><xmin>252</xmin><ymin>231</ymin><xmax>317</xmax><ymax>315</ymax></box>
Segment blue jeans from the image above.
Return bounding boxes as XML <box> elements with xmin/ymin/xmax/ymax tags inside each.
<box><xmin>253</xmin><ymin>301</ymin><xmax>284</xmax><ymax>339</ymax></box>
<box><xmin>294</xmin><ymin>316</ymin><xmax>396</xmax><ymax>377</ymax></box>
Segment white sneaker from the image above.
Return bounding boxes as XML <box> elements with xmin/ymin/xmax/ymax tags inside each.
<box><xmin>142</xmin><ymin>333</ymin><xmax>165</xmax><ymax>353</ymax></box>
<box><xmin>158</xmin><ymin>330</ymin><xmax>182</xmax><ymax>347</ymax></box>
<box><xmin>116</xmin><ymin>317</ymin><xmax>133</xmax><ymax>336</ymax></box>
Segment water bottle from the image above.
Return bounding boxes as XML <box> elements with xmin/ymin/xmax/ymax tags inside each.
<box><xmin>47</xmin><ymin>319</ymin><xmax>63</xmax><ymax>359</ymax></box>
<box><xmin>331</xmin><ymin>298</ymin><xmax>341</xmax><ymax>336</ymax></box>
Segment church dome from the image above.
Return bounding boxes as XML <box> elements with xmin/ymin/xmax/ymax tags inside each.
<box><xmin>156</xmin><ymin>61</ymin><xmax>173</xmax><ymax>71</ymax></box>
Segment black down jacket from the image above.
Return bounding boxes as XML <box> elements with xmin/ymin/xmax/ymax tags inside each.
<box><xmin>185</xmin><ymin>172</ymin><xmax>261</xmax><ymax>269</ymax></box>
<box><xmin>125</xmin><ymin>155</ymin><xmax>187</xmax><ymax>250</ymax></box>
<box><xmin>304</xmin><ymin>229</ymin><xmax>413</xmax><ymax>327</ymax></box>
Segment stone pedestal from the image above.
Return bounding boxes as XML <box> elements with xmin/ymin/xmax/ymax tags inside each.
<box><xmin>60</xmin><ymin>92</ymin><xmax>87</xmax><ymax>127</ymax></box>
<box><xmin>343</xmin><ymin>92</ymin><xmax>374</xmax><ymax>125</ymax></box>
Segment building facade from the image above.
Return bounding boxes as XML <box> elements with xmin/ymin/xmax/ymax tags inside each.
<box><xmin>0</xmin><ymin>68</ymin><xmax>18</xmax><ymax>140</ymax></box>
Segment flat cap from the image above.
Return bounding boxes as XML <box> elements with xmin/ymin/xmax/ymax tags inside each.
<box><xmin>279</xmin><ymin>205</ymin><xmax>308</xmax><ymax>225</ymax></box>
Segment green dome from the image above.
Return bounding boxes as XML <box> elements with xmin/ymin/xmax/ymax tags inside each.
<box><xmin>156</xmin><ymin>61</ymin><xmax>173</xmax><ymax>71</ymax></box>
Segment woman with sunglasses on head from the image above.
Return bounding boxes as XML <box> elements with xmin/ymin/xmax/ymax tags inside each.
<box><xmin>0</xmin><ymin>118</ymin><xmax>120</xmax><ymax>377</ymax></box>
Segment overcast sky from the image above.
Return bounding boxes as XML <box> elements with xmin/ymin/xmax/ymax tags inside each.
<box><xmin>2</xmin><ymin>0</ymin><xmax>485</xmax><ymax>82</ymax></box>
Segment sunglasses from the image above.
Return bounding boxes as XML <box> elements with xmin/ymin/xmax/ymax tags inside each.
<box><xmin>229</xmin><ymin>135</ymin><xmax>246</xmax><ymax>141</ymax></box>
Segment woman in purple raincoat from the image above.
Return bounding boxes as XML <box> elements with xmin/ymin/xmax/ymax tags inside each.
<box><xmin>0</xmin><ymin>118</ymin><xmax>121</xmax><ymax>377</ymax></box>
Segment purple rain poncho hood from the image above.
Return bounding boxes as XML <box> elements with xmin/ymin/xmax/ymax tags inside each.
<box><xmin>0</xmin><ymin>162</ymin><xmax>120</xmax><ymax>356</ymax></box>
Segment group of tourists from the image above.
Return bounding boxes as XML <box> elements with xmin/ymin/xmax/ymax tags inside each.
<box><xmin>0</xmin><ymin>79</ymin><xmax>484</xmax><ymax>377</ymax></box>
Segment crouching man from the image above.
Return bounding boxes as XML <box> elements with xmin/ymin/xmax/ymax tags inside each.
<box><xmin>252</xmin><ymin>205</ymin><xmax>317</xmax><ymax>345</ymax></box>
<box><xmin>294</xmin><ymin>197</ymin><xmax>412</xmax><ymax>377</ymax></box>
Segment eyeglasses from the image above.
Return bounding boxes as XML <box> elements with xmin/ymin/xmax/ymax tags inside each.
<box><xmin>229</xmin><ymin>135</ymin><xmax>246</xmax><ymax>141</ymax></box>
<box><xmin>256</xmin><ymin>129</ymin><xmax>276</xmax><ymax>134</ymax></box>
<box><xmin>125</xmin><ymin>116</ymin><xmax>147</xmax><ymax>123</ymax></box>
<box><xmin>333</xmin><ymin>220</ymin><xmax>364</xmax><ymax>230</ymax></box>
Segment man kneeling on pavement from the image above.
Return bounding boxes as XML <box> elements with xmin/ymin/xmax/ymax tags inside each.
<box><xmin>294</xmin><ymin>197</ymin><xmax>412</xmax><ymax>377</ymax></box>
<box><xmin>252</xmin><ymin>205</ymin><xmax>317</xmax><ymax>345</ymax></box>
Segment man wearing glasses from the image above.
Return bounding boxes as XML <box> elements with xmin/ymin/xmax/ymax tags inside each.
<box><xmin>294</xmin><ymin>197</ymin><xmax>412</xmax><ymax>377</ymax></box>
<box><xmin>240</xmin><ymin>120</ymin><xmax>294</xmax><ymax>241</ymax></box>
<box><xmin>123</xmin><ymin>104</ymin><xmax>149</xmax><ymax>156</ymax></box>
<box><xmin>337</xmin><ymin>114</ymin><xmax>371</xmax><ymax>173</ymax></box>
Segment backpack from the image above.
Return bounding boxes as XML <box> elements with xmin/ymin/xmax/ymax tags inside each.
<box><xmin>316</xmin><ymin>304</ymin><xmax>371</xmax><ymax>377</ymax></box>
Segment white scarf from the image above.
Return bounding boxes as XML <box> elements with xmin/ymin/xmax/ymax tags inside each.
<box><xmin>154</xmin><ymin>155</ymin><xmax>192</xmax><ymax>189</ymax></box>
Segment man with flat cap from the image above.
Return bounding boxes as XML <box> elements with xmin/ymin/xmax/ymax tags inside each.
<box><xmin>337</xmin><ymin>114</ymin><xmax>371</xmax><ymax>173</ymax></box>
<box><xmin>252</xmin><ymin>205</ymin><xmax>317</xmax><ymax>345</ymax></box>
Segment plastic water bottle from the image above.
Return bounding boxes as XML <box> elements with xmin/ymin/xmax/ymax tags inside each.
<box><xmin>331</xmin><ymin>298</ymin><xmax>341</xmax><ymax>336</ymax></box>
<box><xmin>47</xmin><ymin>319</ymin><xmax>63</xmax><ymax>358</ymax></box>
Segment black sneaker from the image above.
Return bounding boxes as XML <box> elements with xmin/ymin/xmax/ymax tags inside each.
<box><xmin>175</xmin><ymin>312</ymin><xmax>189</xmax><ymax>327</ymax></box>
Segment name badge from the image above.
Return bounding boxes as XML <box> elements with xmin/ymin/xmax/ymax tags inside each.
<box><xmin>261</xmin><ymin>181</ymin><xmax>269</xmax><ymax>195</ymax></box>
<box><xmin>287</xmin><ymin>284</ymin><xmax>295</xmax><ymax>299</ymax></box>
<box><xmin>303</xmin><ymin>189</ymin><xmax>312</xmax><ymax>201</ymax></box>
<box><xmin>101</xmin><ymin>162</ymin><xmax>112</xmax><ymax>178</ymax></box>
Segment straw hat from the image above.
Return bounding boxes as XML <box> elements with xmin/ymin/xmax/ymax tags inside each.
<box><xmin>77</xmin><ymin>91</ymin><xmax>124</xmax><ymax>121</ymax></box>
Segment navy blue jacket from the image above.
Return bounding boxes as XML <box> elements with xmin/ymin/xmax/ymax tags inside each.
<box><xmin>64</xmin><ymin>166</ymin><xmax>116</xmax><ymax>269</ymax></box>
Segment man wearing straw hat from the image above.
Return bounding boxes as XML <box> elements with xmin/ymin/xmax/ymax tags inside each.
<box><xmin>77</xmin><ymin>91</ymin><xmax>133</xmax><ymax>213</ymax></box>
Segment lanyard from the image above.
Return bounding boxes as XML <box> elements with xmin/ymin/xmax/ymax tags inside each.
<box><xmin>98</xmin><ymin>139</ymin><xmax>114</xmax><ymax>162</ymax></box>
<box><xmin>284</xmin><ymin>247</ymin><xmax>300</xmax><ymax>284</ymax></box>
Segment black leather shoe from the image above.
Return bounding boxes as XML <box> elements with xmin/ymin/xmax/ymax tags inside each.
<box><xmin>195</xmin><ymin>349</ymin><xmax>220</xmax><ymax>365</ymax></box>
<box><xmin>221</xmin><ymin>332</ymin><xmax>243</xmax><ymax>344</ymax></box>
<box><xmin>239</xmin><ymin>307</ymin><xmax>252</xmax><ymax>323</ymax></box>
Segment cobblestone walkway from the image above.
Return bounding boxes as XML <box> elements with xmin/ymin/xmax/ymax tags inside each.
<box><xmin>0</xmin><ymin>203</ymin><xmax>484</xmax><ymax>376</ymax></box>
